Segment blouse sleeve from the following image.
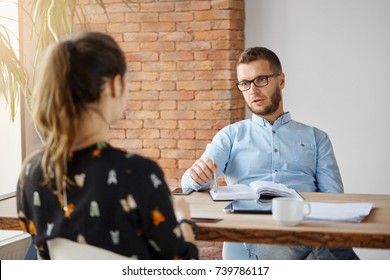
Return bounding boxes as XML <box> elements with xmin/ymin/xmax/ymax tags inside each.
<box><xmin>16</xmin><ymin>175</ymin><xmax>29</xmax><ymax>232</ymax></box>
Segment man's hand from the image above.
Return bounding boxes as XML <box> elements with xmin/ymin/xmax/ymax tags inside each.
<box><xmin>189</xmin><ymin>158</ymin><xmax>217</xmax><ymax>185</ymax></box>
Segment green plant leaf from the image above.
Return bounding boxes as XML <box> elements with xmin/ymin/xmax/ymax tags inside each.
<box><xmin>0</xmin><ymin>24</ymin><xmax>28</xmax><ymax>122</ymax></box>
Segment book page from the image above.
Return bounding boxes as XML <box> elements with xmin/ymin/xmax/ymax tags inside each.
<box><xmin>248</xmin><ymin>180</ymin><xmax>302</xmax><ymax>204</ymax></box>
<box><xmin>249</xmin><ymin>180</ymin><xmax>298</xmax><ymax>195</ymax></box>
<box><xmin>249</xmin><ymin>180</ymin><xmax>287</xmax><ymax>191</ymax></box>
<box><xmin>210</xmin><ymin>181</ymin><xmax>302</xmax><ymax>202</ymax></box>
<box><xmin>209</xmin><ymin>184</ymin><xmax>257</xmax><ymax>201</ymax></box>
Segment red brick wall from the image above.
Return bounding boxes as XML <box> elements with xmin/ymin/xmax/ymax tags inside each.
<box><xmin>87</xmin><ymin>0</ymin><xmax>245</xmax><ymax>260</ymax></box>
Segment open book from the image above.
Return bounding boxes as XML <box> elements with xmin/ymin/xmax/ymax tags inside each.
<box><xmin>209</xmin><ymin>180</ymin><xmax>302</xmax><ymax>205</ymax></box>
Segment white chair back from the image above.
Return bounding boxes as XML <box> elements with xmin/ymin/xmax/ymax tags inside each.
<box><xmin>47</xmin><ymin>237</ymin><xmax>133</xmax><ymax>260</ymax></box>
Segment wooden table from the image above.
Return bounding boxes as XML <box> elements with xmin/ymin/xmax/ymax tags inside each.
<box><xmin>183</xmin><ymin>191</ymin><xmax>390</xmax><ymax>249</ymax></box>
<box><xmin>2</xmin><ymin>192</ymin><xmax>390</xmax><ymax>249</ymax></box>
<box><xmin>0</xmin><ymin>196</ymin><xmax>21</xmax><ymax>231</ymax></box>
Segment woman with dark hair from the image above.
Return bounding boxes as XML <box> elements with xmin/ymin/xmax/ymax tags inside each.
<box><xmin>17</xmin><ymin>32</ymin><xmax>198</xmax><ymax>260</ymax></box>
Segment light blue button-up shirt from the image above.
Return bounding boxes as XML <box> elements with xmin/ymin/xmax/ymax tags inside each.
<box><xmin>181</xmin><ymin>112</ymin><xmax>343</xmax><ymax>193</ymax></box>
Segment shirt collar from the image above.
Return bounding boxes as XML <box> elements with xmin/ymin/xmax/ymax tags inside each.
<box><xmin>251</xmin><ymin>112</ymin><xmax>291</xmax><ymax>128</ymax></box>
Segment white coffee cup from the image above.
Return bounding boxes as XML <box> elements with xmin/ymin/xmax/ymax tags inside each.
<box><xmin>272</xmin><ymin>197</ymin><xmax>311</xmax><ymax>226</ymax></box>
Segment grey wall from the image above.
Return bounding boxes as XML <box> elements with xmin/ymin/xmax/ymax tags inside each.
<box><xmin>245</xmin><ymin>0</ymin><xmax>390</xmax><ymax>259</ymax></box>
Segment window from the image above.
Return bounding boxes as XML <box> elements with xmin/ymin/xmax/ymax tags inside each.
<box><xmin>0</xmin><ymin>0</ymin><xmax>21</xmax><ymax>198</ymax></box>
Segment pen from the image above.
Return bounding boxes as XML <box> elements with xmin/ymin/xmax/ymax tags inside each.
<box><xmin>211</xmin><ymin>156</ymin><xmax>218</xmax><ymax>193</ymax></box>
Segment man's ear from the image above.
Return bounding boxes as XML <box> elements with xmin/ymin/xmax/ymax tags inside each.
<box><xmin>279</xmin><ymin>73</ymin><xmax>286</xmax><ymax>89</ymax></box>
<box><xmin>110</xmin><ymin>75</ymin><xmax>123</xmax><ymax>98</ymax></box>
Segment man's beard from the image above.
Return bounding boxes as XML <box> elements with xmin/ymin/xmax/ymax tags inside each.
<box><xmin>247</xmin><ymin>87</ymin><xmax>282</xmax><ymax>116</ymax></box>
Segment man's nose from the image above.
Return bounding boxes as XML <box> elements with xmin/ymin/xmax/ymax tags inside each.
<box><xmin>248</xmin><ymin>81</ymin><xmax>259</xmax><ymax>94</ymax></box>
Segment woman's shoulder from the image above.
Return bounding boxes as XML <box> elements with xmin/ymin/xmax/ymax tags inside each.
<box><xmin>21</xmin><ymin>148</ymin><xmax>44</xmax><ymax>175</ymax></box>
<box><xmin>101</xmin><ymin>143</ymin><xmax>161</xmax><ymax>172</ymax></box>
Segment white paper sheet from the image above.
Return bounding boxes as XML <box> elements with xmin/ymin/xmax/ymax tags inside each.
<box><xmin>304</xmin><ymin>202</ymin><xmax>374</xmax><ymax>223</ymax></box>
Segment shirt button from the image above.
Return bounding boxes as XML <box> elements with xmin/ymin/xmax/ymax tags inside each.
<box><xmin>274</xmin><ymin>149</ymin><xmax>278</xmax><ymax>152</ymax></box>
<box><xmin>272</xmin><ymin>130</ymin><xmax>276</xmax><ymax>134</ymax></box>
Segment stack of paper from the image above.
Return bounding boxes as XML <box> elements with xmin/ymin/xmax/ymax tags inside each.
<box><xmin>304</xmin><ymin>202</ymin><xmax>374</xmax><ymax>223</ymax></box>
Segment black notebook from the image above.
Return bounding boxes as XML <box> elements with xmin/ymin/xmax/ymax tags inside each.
<box><xmin>223</xmin><ymin>199</ymin><xmax>272</xmax><ymax>214</ymax></box>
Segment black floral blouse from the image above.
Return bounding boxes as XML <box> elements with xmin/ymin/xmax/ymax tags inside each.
<box><xmin>16</xmin><ymin>142</ymin><xmax>198</xmax><ymax>260</ymax></box>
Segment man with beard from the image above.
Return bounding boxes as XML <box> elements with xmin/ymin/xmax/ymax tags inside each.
<box><xmin>181</xmin><ymin>47</ymin><xmax>359</xmax><ymax>260</ymax></box>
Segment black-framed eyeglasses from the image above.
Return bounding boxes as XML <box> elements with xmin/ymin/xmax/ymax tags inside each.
<box><xmin>236</xmin><ymin>73</ymin><xmax>281</xmax><ymax>92</ymax></box>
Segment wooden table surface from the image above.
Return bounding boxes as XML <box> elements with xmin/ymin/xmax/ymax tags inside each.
<box><xmin>2</xmin><ymin>192</ymin><xmax>390</xmax><ymax>249</ymax></box>
<box><xmin>182</xmin><ymin>191</ymin><xmax>390</xmax><ymax>249</ymax></box>
<box><xmin>0</xmin><ymin>196</ymin><xmax>21</xmax><ymax>230</ymax></box>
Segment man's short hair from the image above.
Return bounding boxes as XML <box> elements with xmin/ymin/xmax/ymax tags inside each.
<box><xmin>237</xmin><ymin>47</ymin><xmax>282</xmax><ymax>73</ymax></box>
